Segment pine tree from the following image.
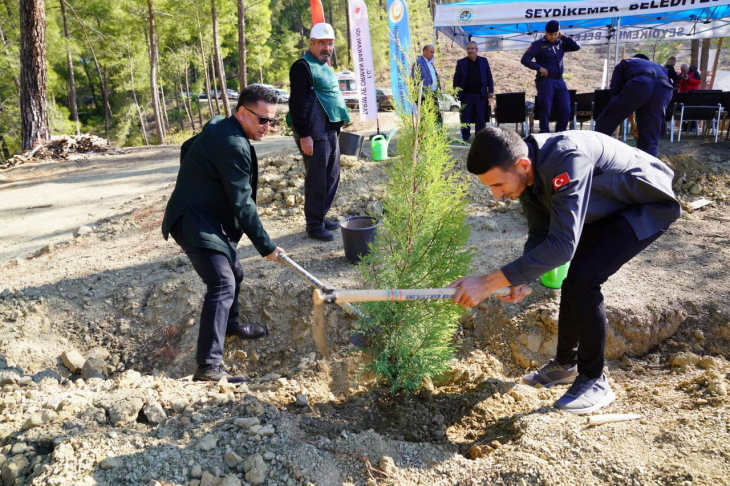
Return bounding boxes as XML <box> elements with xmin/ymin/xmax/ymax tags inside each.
<box><xmin>356</xmin><ymin>64</ymin><xmax>473</xmax><ymax>393</ymax></box>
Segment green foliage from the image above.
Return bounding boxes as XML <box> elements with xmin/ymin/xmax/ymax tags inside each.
<box><xmin>357</xmin><ymin>64</ymin><xmax>473</xmax><ymax>393</ymax></box>
<box><xmin>637</xmin><ymin>39</ymin><xmax>684</xmax><ymax>64</ymax></box>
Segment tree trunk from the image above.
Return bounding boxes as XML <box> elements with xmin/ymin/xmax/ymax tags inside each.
<box><xmin>210</xmin><ymin>51</ymin><xmax>221</xmax><ymax>114</ymax></box>
<box><xmin>699</xmin><ymin>38</ymin><xmax>711</xmax><ymax>89</ymax></box>
<box><xmin>193</xmin><ymin>2</ymin><xmax>214</xmax><ymax>117</ymax></box>
<box><xmin>174</xmin><ymin>80</ymin><xmax>184</xmax><ymax>130</ymax></box>
<box><xmin>80</xmin><ymin>56</ymin><xmax>98</xmax><ymax>108</ymax></box>
<box><xmin>156</xmin><ymin>45</ymin><xmax>170</xmax><ymax>130</ymax></box>
<box><xmin>292</xmin><ymin>0</ymin><xmax>304</xmax><ymax>48</ymax></box>
<box><xmin>183</xmin><ymin>66</ymin><xmax>196</xmax><ymax>131</ymax></box>
<box><xmin>690</xmin><ymin>39</ymin><xmax>700</xmax><ymax>67</ymax></box>
<box><xmin>63</xmin><ymin>0</ymin><xmax>109</xmax><ymax>138</ymax></box>
<box><xmin>709</xmin><ymin>38</ymin><xmax>723</xmax><ymax>90</ymax></box>
<box><xmin>0</xmin><ymin>25</ymin><xmax>19</xmax><ymax>92</ymax></box>
<box><xmin>211</xmin><ymin>0</ymin><xmax>230</xmax><ymax>116</ymax></box>
<box><xmin>129</xmin><ymin>52</ymin><xmax>149</xmax><ymax>146</ymax></box>
<box><xmin>59</xmin><ymin>0</ymin><xmax>79</xmax><ymax>134</ymax></box>
<box><xmin>196</xmin><ymin>96</ymin><xmax>203</xmax><ymax>126</ymax></box>
<box><xmin>19</xmin><ymin>0</ymin><xmax>49</xmax><ymax>150</ymax></box>
<box><xmin>146</xmin><ymin>0</ymin><xmax>165</xmax><ymax>144</ymax></box>
<box><xmin>330</xmin><ymin>2</ymin><xmax>338</xmax><ymax>68</ymax></box>
<box><xmin>237</xmin><ymin>0</ymin><xmax>246</xmax><ymax>89</ymax></box>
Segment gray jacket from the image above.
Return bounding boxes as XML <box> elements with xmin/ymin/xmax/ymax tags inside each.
<box><xmin>502</xmin><ymin>131</ymin><xmax>680</xmax><ymax>286</ymax></box>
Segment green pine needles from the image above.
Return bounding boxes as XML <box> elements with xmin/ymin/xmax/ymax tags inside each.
<box><xmin>356</xmin><ymin>68</ymin><xmax>474</xmax><ymax>393</ymax></box>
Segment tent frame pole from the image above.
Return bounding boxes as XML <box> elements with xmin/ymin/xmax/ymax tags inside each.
<box><xmin>614</xmin><ymin>17</ymin><xmax>622</xmax><ymax>66</ymax></box>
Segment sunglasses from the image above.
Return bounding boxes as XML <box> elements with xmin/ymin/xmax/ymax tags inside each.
<box><xmin>244</xmin><ymin>106</ymin><xmax>277</xmax><ymax>126</ymax></box>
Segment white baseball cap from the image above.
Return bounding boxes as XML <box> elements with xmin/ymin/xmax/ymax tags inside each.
<box><xmin>310</xmin><ymin>23</ymin><xmax>335</xmax><ymax>40</ymax></box>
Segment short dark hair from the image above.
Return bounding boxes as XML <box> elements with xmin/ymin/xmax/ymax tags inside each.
<box><xmin>632</xmin><ymin>53</ymin><xmax>650</xmax><ymax>61</ymax></box>
<box><xmin>236</xmin><ymin>85</ymin><xmax>278</xmax><ymax>110</ymax></box>
<box><xmin>467</xmin><ymin>126</ymin><xmax>528</xmax><ymax>175</ymax></box>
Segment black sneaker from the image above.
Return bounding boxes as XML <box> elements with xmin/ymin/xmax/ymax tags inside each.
<box><xmin>307</xmin><ymin>227</ymin><xmax>335</xmax><ymax>242</ymax></box>
<box><xmin>324</xmin><ymin>219</ymin><xmax>340</xmax><ymax>231</ymax></box>
<box><xmin>226</xmin><ymin>322</ymin><xmax>268</xmax><ymax>340</ymax></box>
<box><xmin>192</xmin><ymin>364</ymin><xmax>247</xmax><ymax>384</ymax></box>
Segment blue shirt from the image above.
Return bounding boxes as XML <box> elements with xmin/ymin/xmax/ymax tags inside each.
<box><xmin>521</xmin><ymin>35</ymin><xmax>580</xmax><ymax>78</ymax></box>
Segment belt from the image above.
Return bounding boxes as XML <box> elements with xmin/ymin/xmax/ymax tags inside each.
<box><xmin>627</xmin><ymin>72</ymin><xmax>669</xmax><ymax>83</ymax></box>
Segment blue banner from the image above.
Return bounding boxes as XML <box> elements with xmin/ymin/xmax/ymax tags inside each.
<box><xmin>387</xmin><ymin>0</ymin><xmax>413</xmax><ymax>114</ymax></box>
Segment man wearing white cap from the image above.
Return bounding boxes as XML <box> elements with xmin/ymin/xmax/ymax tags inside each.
<box><xmin>289</xmin><ymin>23</ymin><xmax>350</xmax><ymax>242</ymax></box>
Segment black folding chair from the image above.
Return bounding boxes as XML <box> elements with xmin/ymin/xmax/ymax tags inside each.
<box><xmin>534</xmin><ymin>89</ymin><xmax>576</xmax><ymax>130</ymax></box>
<box><xmin>590</xmin><ymin>89</ymin><xmax>612</xmax><ymax>131</ymax></box>
<box><xmin>495</xmin><ymin>92</ymin><xmax>529</xmax><ymax>136</ymax></box>
<box><xmin>573</xmin><ymin>92</ymin><xmax>594</xmax><ymax>130</ymax></box>
<box><xmin>720</xmin><ymin>91</ymin><xmax>730</xmax><ymax>141</ymax></box>
<box><xmin>671</xmin><ymin>90</ymin><xmax>724</xmax><ymax>142</ymax></box>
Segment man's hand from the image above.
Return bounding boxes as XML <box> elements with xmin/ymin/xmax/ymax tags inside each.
<box><xmin>448</xmin><ymin>270</ymin><xmax>510</xmax><ymax>308</ymax></box>
<box><xmin>265</xmin><ymin>246</ymin><xmax>284</xmax><ymax>262</ymax></box>
<box><xmin>539</xmin><ymin>67</ymin><xmax>548</xmax><ymax>77</ymax></box>
<box><xmin>487</xmin><ymin>92</ymin><xmax>494</xmax><ymax>99</ymax></box>
<box><xmin>300</xmin><ymin>136</ymin><xmax>314</xmax><ymax>156</ymax></box>
<box><xmin>496</xmin><ymin>284</ymin><xmax>531</xmax><ymax>304</ymax></box>
<box><xmin>557</xmin><ymin>31</ymin><xmax>563</xmax><ymax>38</ymax></box>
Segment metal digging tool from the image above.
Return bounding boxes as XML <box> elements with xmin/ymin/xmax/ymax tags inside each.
<box><xmin>277</xmin><ymin>253</ymin><xmax>370</xmax><ymax>358</ymax></box>
<box><xmin>311</xmin><ymin>286</ymin><xmax>531</xmax><ymax>359</ymax></box>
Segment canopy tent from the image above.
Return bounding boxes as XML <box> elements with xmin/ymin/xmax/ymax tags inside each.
<box><xmin>435</xmin><ymin>0</ymin><xmax>730</xmax><ymax>52</ymax></box>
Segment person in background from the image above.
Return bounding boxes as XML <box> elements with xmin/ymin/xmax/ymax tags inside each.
<box><xmin>664</xmin><ymin>56</ymin><xmax>680</xmax><ymax>90</ymax></box>
<box><xmin>521</xmin><ymin>20</ymin><xmax>580</xmax><ymax>133</ymax></box>
<box><xmin>161</xmin><ymin>85</ymin><xmax>284</xmax><ymax>383</ymax></box>
<box><xmin>412</xmin><ymin>44</ymin><xmax>442</xmax><ymax>124</ymax></box>
<box><xmin>595</xmin><ymin>54</ymin><xmax>673</xmax><ymax>157</ymax></box>
<box><xmin>449</xmin><ymin>126</ymin><xmax>680</xmax><ymax>414</ymax></box>
<box><xmin>453</xmin><ymin>41</ymin><xmax>494</xmax><ymax>142</ymax></box>
<box><xmin>678</xmin><ymin>63</ymin><xmax>702</xmax><ymax>92</ymax></box>
<box><xmin>289</xmin><ymin>22</ymin><xmax>350</xmax><ymax>242</ymax></box>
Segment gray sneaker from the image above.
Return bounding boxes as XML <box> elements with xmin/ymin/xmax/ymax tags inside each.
<box><xmin>522</xmin><ymin>359</ymin><xmax>578</xmax><ymax>387</ymax></box>
<box><xmin>554</xmin><ymin>373</ymin><xmax>616</xmax><ymax>415</ymax></box>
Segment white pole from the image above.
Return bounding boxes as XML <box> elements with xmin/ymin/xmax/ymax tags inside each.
<box><xmin>614</xmin><ymin>17</ymin><xmax>622</xmax><ymax>66</ymax></box>
<box><xmin>604</xmin><ymin>25</ymin><xmax>612</xmax><ymax>88</ymax></box>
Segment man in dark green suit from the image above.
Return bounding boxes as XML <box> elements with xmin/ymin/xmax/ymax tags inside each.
<box><xmin>162</xmin><ymin>85</ymin><xmax>284</xmax><ymax>383</ymax></box>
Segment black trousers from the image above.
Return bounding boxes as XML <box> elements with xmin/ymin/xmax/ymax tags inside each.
<box><xmin>296</xmin><ymin>130</ymin><xmax>340</xmax><ymax>229</ymax></box>
<box><xmin>171</xmin><ymin>221</ymin><xmax>242</xmax><ymax>367</ymax></box>
<box><xmin>556</xmin><ymin>215</ymin><xmax>665</xmax><ymax>378</ymax></box>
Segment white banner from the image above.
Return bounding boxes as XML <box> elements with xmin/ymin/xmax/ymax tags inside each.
<box><xmin>435</xmin><ymin>0</ymin><xmax>730</xmax><ymax>27</ymax></box>
<box><xmin>445</xmin><ymin>19</ymin><xmax>730</xmax><ymax>51</ymax></box>
<box><xmin>348</xmin><ymin>0</ymin><xmax>378</xmax><ymax>121</ymax></box>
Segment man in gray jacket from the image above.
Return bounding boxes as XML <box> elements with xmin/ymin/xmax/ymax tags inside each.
<box><xmin>450</xmin><ymin>126</ymin><xmax>680</xmax><ymax>414</ymax></box>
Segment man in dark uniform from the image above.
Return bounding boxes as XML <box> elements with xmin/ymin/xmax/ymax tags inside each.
<box><xmin>161</xmin><ymin>85</ymin><xmax>284</xmax><ymax>383</ymax></box>
<box><xmin>450</xmin><ymin>126</ymin><xmax>680</xmax><ymax>414</ymax></box>
<box><xmin>289</xmin><ymin>22</ymin><xmax>351</xmax><ymax>242</ymax></box>
<box><xmin>521</xmin><ymin>20</ymin><xmax>580</xmax><ymax>133</ymax></box>
<box><xmin>453</xmin><ymin>41</ymin><xmax>494</xmax><ymax>142</ymax></box>
<box><xmin>595</xmin><ymin>54</ymin><xmax>674</xmax><ymax>157</ymax></box>
<box><xmin>664</xmin><ymin>56</ymin><xmax>680</xmax><ymax>90</ymax></box>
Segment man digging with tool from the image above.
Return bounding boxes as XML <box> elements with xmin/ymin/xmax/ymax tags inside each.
<box><xmin>162</xmin><ymin>85</ymin><xmax>284</xmax><ymax>383</ymax></box>
<box><xmin>450</xmin><ymin>126</ymin><xmax>680</xmax><ymax>414</ymax></box>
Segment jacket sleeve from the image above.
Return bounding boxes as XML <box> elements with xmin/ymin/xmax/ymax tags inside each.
<box><xmin>452</xmin><ymin>60</ymin><xmax>462</xmax><ymax>90</ymax></box>
<box><xmin>217</xmin><ymin>144</ymin><xmax>276</xmax><ymax>257</ymax></box>
<box><xmin>289</xmin><ymin>60</ymin><xmax>313</xmax><ymax>138</ymax></box>
<box><xmin>521</xmin><ymin>43</ymin><xmax>541</xmax><ymax>71</ymax></box>
<box><xmin>609</xmin><ymin>62</ymin><xmax>625</xmax><ymax>97</ymax></box>
<box><xmin>501</xmin><ymin>150</ymin><xmax>593</xmax><ymax>286</ymax></box>
<box><xmin>180</xmin><ymin>131</ymin><xmax>202</xmax><ymax>164</ymax></box>
<box><xmin>485</xmin><ymin>58</ymin><xmax>494</xmax><ymax>94</ymax></box>
<box><xmin>688</xmin><ymin>71</ymin><xmax>701</xmax><ymax>87</ymax></box>
<box><xmin>561</xmin><ymin>35</ymin><xmax>580</xmax><ymax>52</ymax></box>
<box><xmin>518</xmin><ymin>189</ymin><xmax>551</xmax><ymax>254</ymax></box>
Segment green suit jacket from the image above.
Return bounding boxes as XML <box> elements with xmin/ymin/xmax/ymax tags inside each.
<box><xmin>161</xmin><ymin>115</ymin><xmax>276</xmax><ymax>263</ymax></box>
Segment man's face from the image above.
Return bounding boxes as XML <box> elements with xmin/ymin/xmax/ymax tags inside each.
<box><xmin>680</xmin><ymin>65</ymin><xmax>689</xmax><ymax>74</ymax></box>
<box><xmin>236</xmin><ymin>101</ymin><xmax>276</xmax><ymax>141</ymax></box>
<box><xmin>466</xmin><ymin>43</ymin><xmax>478</xmax><ymax>60</ymax></box>
<box><xmin>476</xmin><ymin>160</ymin><xmax>532</xmax><ymax>200</ymax></box>
<box><xmin>545</xmin><ymin>32</ymin><xmax>559</xmax><ymax>43</ymax></box>
<box><xmin>423</xmin><ymin>46</ymin><xmax>435</xmax><ymax>61</ymax></box>
<box><xmin>309</xmin><ymin>38</ymin><xmax>334</xmax><ymax>63</ymax></box>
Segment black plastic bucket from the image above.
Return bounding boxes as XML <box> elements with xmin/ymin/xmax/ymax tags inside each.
<box><xmin>339</xmin><ymin>132</ymin><xmax>364</xmax><ymax>158</ymax></box>
<box><xmin>341</xmin><ymin>216</ymin><xmax>379</xmax><ymax>263</ymax></box>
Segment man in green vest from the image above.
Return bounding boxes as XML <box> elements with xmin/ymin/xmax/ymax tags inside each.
<box><xmin>289</xmin><ymin>22</ymin><xmax>351</xmax><ymax>241</ymax></box>
<box><xmin>161</xmin><ymin>85</ymin><xmax>284</xmax><ymax>383</ymax></box>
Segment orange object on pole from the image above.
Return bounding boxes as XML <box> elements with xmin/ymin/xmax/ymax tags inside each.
<box><xmin>310</xmin><ymin>0</ymin><xmax>325</xmax><ymax>25</ymax></box>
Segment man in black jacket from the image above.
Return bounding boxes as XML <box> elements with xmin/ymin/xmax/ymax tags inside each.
<box><xmin>162</xmin><ymin>85</ymin><xmax>284</xmax><ymax>383</ymax></box>
<box><xmin>450</xmin><ymin>127</ymin><xmax>680</xmax><ymax>414</ymax></box>
<box><xmin>289</xmin><ymin>22</ymin><xmax>351</xmax><ymax>241</ymax></box>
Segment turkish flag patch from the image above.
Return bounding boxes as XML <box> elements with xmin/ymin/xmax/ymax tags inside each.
<box><xmin>552</xmin><ymin>172</ymin><xmax>571</xmax><ymax>190</ymax></box>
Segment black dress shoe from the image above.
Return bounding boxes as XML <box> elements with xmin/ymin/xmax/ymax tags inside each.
<box><xmin>193</xmin><ymin>364</ymin><xmax>247</xmax><ymax>383</ymax></box>
<box><xmin>324</xmin><ymin>219</ymin><xmax>340</xmax><ymax>231</ymax></box>
<box><xmin>226</xmin><ymin>322</ymin><xmax>268</xmax><ymax>340</ymax></box>
<box><xmin>307</xmin><ymin>227</ymin><xmax>335</xmax><ymax>241</ymax></box>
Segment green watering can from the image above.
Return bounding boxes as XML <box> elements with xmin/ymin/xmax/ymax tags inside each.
<box><xmin>541</xmin><ymin>261</ymin><xmax>571</xmax><ymax>289</ymax></box>
<box><xmin>370</xmin><ymin>129</ymin><xmax>395</xmax><ymax>161</ymax></box>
